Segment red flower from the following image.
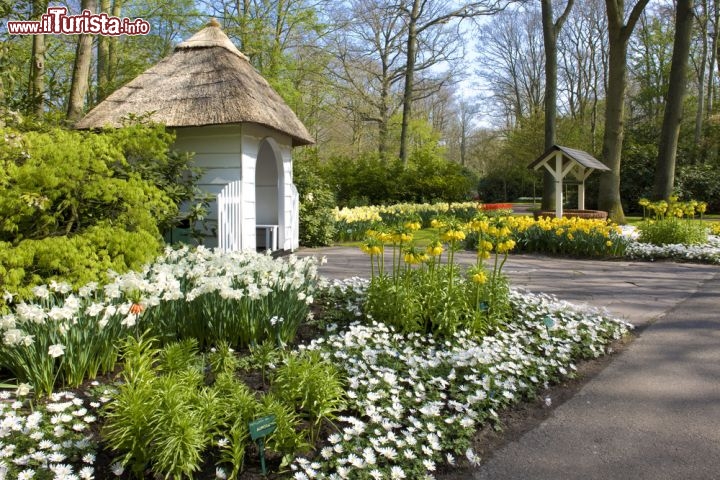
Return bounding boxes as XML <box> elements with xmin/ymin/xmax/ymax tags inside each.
<box><xmin>480</xmin><ymin>203</ymin><xmax>513</xmax><ymax>211</ymax></box>
<box><xmin>129</xmin><ymin>303</ymin><xmax>144</xmax><ymax>314</ymax></box>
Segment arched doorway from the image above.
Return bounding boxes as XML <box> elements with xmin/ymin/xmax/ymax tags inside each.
<box><xmin>255</xmin><ymin>139</ymin><xmax>283</xmax><ymax>250</ymax></box>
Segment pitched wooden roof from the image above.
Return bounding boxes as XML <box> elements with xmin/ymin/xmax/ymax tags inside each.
<box><xmin>528</xmin><ymin>145</ymin><xmax>610</xmax><ymax>171</ymax></box>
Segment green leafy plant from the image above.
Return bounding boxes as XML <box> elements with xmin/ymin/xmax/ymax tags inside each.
<box><xmin>637</xmin><ymin>197</ymin><xmax>709</xmax><ymax>245</ymax></box>
<box><xmin>147</xmin><ymin>372</ymin><xmax>210</xmax><ymax>479</ymax></box>
<box><xmin>271</xmin><ymin>350</ymin><xmax>346</xmax><ymax>442</ymax></box>
<box><xmin>103</xmin><ymin>335</ymin><xmax>214</xmax><ymax>478</ymax></box>
<box><xmin>293</xmin><ymin>154</ymin><xmax>337</xmax><ymax>247</ymax></box>
<box><xmin>159</xmin><ymin>338</ymin><xmax>203</xmax><ymax>375</ymax></box>
<box><xmin>362</xmin><ymin>215</ymin><xmax>515</xmax><ymax>339</ymax></box>
<box><xmin>242</xmin><ymin>340</ymin><xmax>282</xmax><ymax>388</ymax></box>
<box><xmin>103</xmin><ymin>333</ymin><xmax>329</xmax><ymax>478</ymax></box>
<box><xmin>101</xmin><ymin>335</ymin><xmax>159</xmax><ymax>475</ymax></box>
<box><xmin>207</xmin><ymin>341</ymin><xmax>241</xmax><ymax>377</ymax></box>
<box><xmin>256</xmin><ymin>394</ymin><xmax>309</xmax><ymax>459</ymax></box>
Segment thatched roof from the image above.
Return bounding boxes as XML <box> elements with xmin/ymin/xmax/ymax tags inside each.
<box><xmin>75</xmin><ymin>19</ymin><xmax>314</xmax><ymax>147</ymax></box>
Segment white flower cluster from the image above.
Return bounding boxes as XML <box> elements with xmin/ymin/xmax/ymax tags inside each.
<box><xmin>291</xmin><ymin>286</ymin><xmax>631</xmax><ymax>479</ymax></box>
<box><xmin>624</xmin><ymin>235</ymin><xmax>720</xmax><ymax>264</ymax></box>
<box><xmin>1</xmin><ymin>246</ymin><xmax>320</xmax><ymax>355</ymax></box>
<box><xmin>0</xmin><ymin>389</ymin><xmax>108</xmax><ymax>479</ymax></box>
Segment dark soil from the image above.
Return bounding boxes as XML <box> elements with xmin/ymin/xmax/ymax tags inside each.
<box><xmin>48</xmin><ymin>314</ymin><xmax>634</xmax><ymax>479</ymax></box>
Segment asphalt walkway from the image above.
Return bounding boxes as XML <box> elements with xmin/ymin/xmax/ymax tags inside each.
<box><xmin>295</xmin><ymin>247</ymin><xmax>720</xmax><ymax>479</ymax></box>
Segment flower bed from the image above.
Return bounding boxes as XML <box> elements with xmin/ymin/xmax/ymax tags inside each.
<box><xmin>0</xmin><ymin>279</ymin><xmax>632</xmax><ymax>480</ymax></box>
<box><xmin>533</xmin><ymin>209</ymin><xmax>608</xmax><ymax>220</ymax></box>
<box><xmin>290</xmin><ymin>281</ymin><xmax>631</xmax><ymax>479</ymax></box>
<box><xmin>624</xmin><ymin>234</ymin><xmax>720</xmax><ymax>263</ymax></box>
<box><xmin>622</xmin><ymin>198</ymin><xmax>719</xmax><ymax>263</ymax></box>
<box><xmin>334</xmin><ymin>202</ymin><xmax>480</xmax><ymax>242</ymax></box>
<box><xmin>0</xmin><ymin>246</ymin><xmax>319</xmax><ymax>396</ymax></box>
<box><xmin>476</xmin><ymin>216</ymin><xmax>626</xmax><ymax>258</ymax></box>
<box><xmin>0</xmin><ymin>386</ymin><xmax>112</xmax><ymax>480</ymax></box>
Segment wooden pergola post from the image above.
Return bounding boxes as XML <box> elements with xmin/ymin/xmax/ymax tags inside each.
<box><xmin>574</xmin><ymin>166</ymin><xmax>593</xmax><ymax>210</ymax></box>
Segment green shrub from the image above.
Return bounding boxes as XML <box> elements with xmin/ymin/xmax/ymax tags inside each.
<box><xmin>0</xmin><ymin>225</ymin><xmax>161</xmax><ymax>299</ymax></box>
<box><xmin>0</xmin><ymin>123</ymin><xmax>202</xmax><ymax>298</ymax></box>
<box><xmin>271</xmin><ymin>350</ymin><xmax>346</xmax><ymax>442</ymax></box>
<box><xmin>293</xmin><ymin>153</ymin><xmax>336</xmax><ymax>247</ymax></box>
<box><xmin>103</xmin><ymin>335</ymin><xmax>334</xmax><ymax>477</ymax></box>
<box><xmin>638</xmin><ymin>219</ymin><xmax>708</xmax><ymax>245</ymax></box>
<box><xmin>637</xmin><ymin>197</ymin><xmax>709</xmax><ymax>245</ymax></box>
<box><xmin>318</xmin><ymin>151</ymin><xmax>476</xmax><ymax>208</ymax></box>
<box><xmin>298</xmin><ymin>187</ymin><xmax>337</xmax><ymax>247</ymax></box>
<box><xmin>678</xmin><ymin>163</ymin><xmax>720</xmax><ymax>213</ymax></box>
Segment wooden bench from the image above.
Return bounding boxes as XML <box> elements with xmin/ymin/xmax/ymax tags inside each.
<box><xmin>256</xmin><ymin>224</ymin><xmax>279</xmax><ymax>251</ymax></box>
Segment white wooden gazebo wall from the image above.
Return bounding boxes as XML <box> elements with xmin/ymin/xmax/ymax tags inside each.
<box><xmin>173</xmin><ymin>124</ymin><xmax>299</xmax><ymax>251</ymax></box>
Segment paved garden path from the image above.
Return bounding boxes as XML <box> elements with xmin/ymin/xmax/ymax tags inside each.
<box><xmin>295</xmin><ymin>247</ymin><xmax>720</xmax><ymax>479</ymax></box>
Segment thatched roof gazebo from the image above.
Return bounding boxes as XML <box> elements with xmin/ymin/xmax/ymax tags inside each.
<box><xmin>77</xmin><ymin>19</ymin><xmax>314</xmax><ymax>251</ymax></box>
<box><xmin>76</xmin><ymin>19</ymin><xmax>313</xmax><ymax>146</ymax></box>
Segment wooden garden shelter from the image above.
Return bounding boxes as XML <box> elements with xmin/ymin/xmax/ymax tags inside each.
<box><xmin>76</xmin><ymin>19</ymin><xmax>313</xmax><ymax>252</ymax></box>
<box><xmin>528</xmin><ymin>145</ymin><xmax>610</xmax><ymax>218</ymax></box>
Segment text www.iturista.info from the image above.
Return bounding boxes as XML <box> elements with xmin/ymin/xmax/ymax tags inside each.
<box><xmin>7</xmin><ymin>7</ymin><xmax>151</xmax><ymax>36</ymax></box>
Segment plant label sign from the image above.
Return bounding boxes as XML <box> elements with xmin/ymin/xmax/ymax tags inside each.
<box><xmin>249</xmin><ymin>415</ymin><xmax>276</xmax><ymax>441</ymax></box>
<box><xmin>249</xmin><ymin>415</ymin><xmax>277</xmax><ymax>475</ymax></box>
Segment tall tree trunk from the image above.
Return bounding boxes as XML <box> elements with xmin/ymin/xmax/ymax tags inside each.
<box><xmin>541</xmin><ymin>0</ymin><xmax>574</xmax><ymax>210</ymax></box>
<box><xmin>68</xmin><ymin>0</ymin><xmax>98</xmax><ymax>123</ymax></box>
<box><xmin>378</xmin><ymin>78</ymin><xmax>391</xmax><ymax>158</ymax></box>
<box><xmin>108</xmin><ymin>0</ymin><xmax>123</xmax><ymax>82</ymax></box>
<box><xmin>29</xmin><ymin>36</ymin><xmax>45</xmax><ymax>116</ymax></box>
<box><xmin>399</xmin><ymin>0</ymin><xmax>420</xmax><ymax>166</ymax></box>
<box><xmin>695</xmin><ymin>0</ymin><xmax>708</xmax><ymax>149</ymax></box>
<box><xmin>599</xmin><ymin>0</ymin><xmax>650</xmax><ymax>223</ymax></box>
<box><xmin>708</xmin><ymin>0</ymin><xmax>720</xmax><ymax>114</ymax></box>
<box><xmin>97</xmin><ymin>0</ymin><xmax>111</xmax><ymax>101</ymax></box>
<box><xmin>599</xmin><ymin>38</ymin><xmax>630</xmax><ymax>223</ymax></box>
<box><xmin>28</xmin><ymin>0</ymin><xmax>48</xmax><ymax>117</ymax></box>
<box><xmin>653</xmin><ymin>0</ymin><xmax>694</xmax><ymax>200</ymax></box>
